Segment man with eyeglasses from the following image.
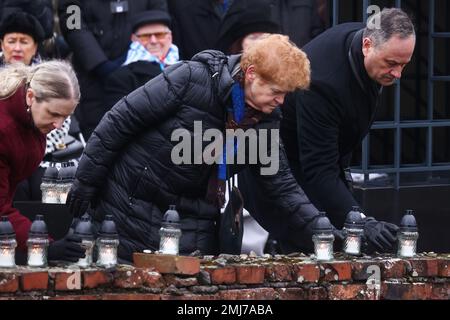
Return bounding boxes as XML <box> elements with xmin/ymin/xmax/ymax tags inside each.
<box><xmin>103</xmin><ymin>10</ymin><xmax>179</xmax><ymax>110</ymax></box>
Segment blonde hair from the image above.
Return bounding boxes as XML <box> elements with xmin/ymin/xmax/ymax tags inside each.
<box><xmin>240</xmin><ymin>34</ymin><xmax>310</xmax><ymax>92</ymax></box>
<box><xmin>0</xmin><ymin>60</ymin><xmax>80</xmax><ymax>102</ymax></box>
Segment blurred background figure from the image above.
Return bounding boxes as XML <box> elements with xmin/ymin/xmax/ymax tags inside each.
<box><xmin>103</xmin><ymin>9</ymin><xmax>179</xmax><ymax>110</ymax></box>
<box><xmin>58</xmin><ymin>0</ymin><xmax>168</xmax><ymax>140</ymax></box>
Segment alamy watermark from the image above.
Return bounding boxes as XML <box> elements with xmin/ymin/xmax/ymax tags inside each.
<box><xmin>170</xmin><ymin>121</ymin><xmax>280</xmax><ymax>176</ymax></box>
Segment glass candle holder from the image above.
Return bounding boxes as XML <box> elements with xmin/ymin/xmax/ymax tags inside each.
<box><xmin>77</xmin><ymin>239</ymin><xmax>94</xmax><ymax>267</ymax></box>
<box><xmin>397</xmin><ymin>231</ymin><xmax>418</xmax><ymax>258</ymax></box>
<box><xmin>313</xmin><ymin>233</ymin><xmax>334</xmax><ymax>261</ymax></box>
<box><xmin>27</xmin><ymin>237</ymin><xmax>49</xmax><ymax>267</ymax></box>
<box><xmin>96</xmin><ymin>238</ymin><xmax>119</xmax><ymax>267</ymax></box>
<box><xmin>0</xmin><ymin>238</ymin><xmax>17</xmax><ymax>268</ymax></box>
<box><xmin>159</xmin><ymin>226</ymin><xmax>181</xmax><ymax>255</ymax></box>
<box><xmin>343</xmin><ymin>228</ymin><xmax>363</xmax><ymax>255</ymax></box>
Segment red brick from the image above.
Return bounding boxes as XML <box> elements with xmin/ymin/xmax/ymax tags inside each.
<box><xmin>204</xmin><ymin>266</ymin><xmax>236</xmax><ymax>285</ymax></box>
<box><xmin>320</xmin><ymin>262</ymin><xmax>352</xmax><ymax>282</ymax></box>
<box><xmin>294</xmin><ymin>263</ymin><xmax>320</xmax><ymax>283</ymax></box>
<box><xmin>163</xmin><ymin>274</ymin><xmax>196</xmax><ymax>287</ymax></box>
<box><xmin>381</xmin><ymin>282</ymin><xmax>433</xmax><ymax>300</ymax></box>
<box><xmin>21</xmin><ymin>271</ymin><xmax>48</xmax><ymax>291</ymax></box>
<box><xmin>50</xmin><ymin>270</ymin><xmax>82</xmax><ymax>291</ymax></box>
<box><xmin>438</xmin><ymin>258</ymin><xmax>450</xmax><ymax>277</ymax></box>
<box><xmin>0</xmin><ymin>272</ymin><xmax>18</xmax><ymax>293</ymax></box>
<box><xmin>161</xmin><ymin>294</ymin><xmax>219</xmax><ymax>300</ymax></box>
<box><xmin>133</xmin><ymin>253</ymin><xmax>200</xmax><ymax>275</ymax></box>
<box><xmin>380</xmin><ymin>259</ymin><xmax>408</xmax><ymax>279</ymax></box>
<box><xmin>407</xmin><ymin>258</ymin><xmax>439</xmax><ymax>277</ymax></box>
<box><xmin>351</xmin><ymin>261</ymin><xmax>381</xmax><ymax>281</ymax></box>
<box><xmin>82</xmin><ymin>270</ymin><xmax>113</xmax><ymax>289</ymax></box>
<box><xmin>328</xmin><ymin>284</ymin><xmax>378</xmax><ymax>300</ymax></box>
<box><xmin>235</xmin><ymin>265</ymin><xmax>265</xmax><ymax>284</ymax></box>
<box><xmin>102</xmin><ymin>293</ymin><xmax>161</xmax><ymax>300</ymax></box>
<box><xmin>265</xmin><ymin>264</ymin><xmax>293</xmax><ymax>282</ymax></box>
<box><xmin>276</xmin><ymin>288</ymin><xmax>307</xmax><ymax>300</ymax></box>
<box><xmin>142</xmin><ymin>270</ymin><xmax>165</xmax><ymax>288</ymax></box>
<box><xmin>219</xmin><ymin>288</ymin><xmax>278</xmax><ymax>300</ymax></box>
<box><xmin>308</xmin><ymin>286</ymin><xmax>328</xmax><ymax>300</ymax></box>
<box><xmin>113</xmin><ymin>267</ymin><xmax>144</xmax><ymax>289</ymax></box>
<box><xmin>430</xmin><ymin>283</ymin><xmax>450</xmax><ymax>300</ymax></box>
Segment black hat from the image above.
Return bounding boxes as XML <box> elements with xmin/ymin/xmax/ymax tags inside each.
<box><xmin>0</xmin><ymin>11</ymin><xmax>45</xmax><ymax>42</ymax></box>
<box><xmin>131</xmin><ymin>10</ymin><xmax>171</xmax><ymax>33</ymax></box>
<box><xmin>217</xmin><ymin>1</ymin><xmax>281</xmax><ymax>53</ymax></box>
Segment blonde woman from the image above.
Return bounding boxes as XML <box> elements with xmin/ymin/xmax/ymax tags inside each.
<box><xmin>0</xmin><ymin>60</ymin><xmax>85</xmax><ymax>262</ymax></box>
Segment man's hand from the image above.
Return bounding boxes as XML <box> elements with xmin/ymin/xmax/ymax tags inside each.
<box><xmin>48</xmin><ymin>234</ymin><xmax>86</xmax><ymax>262</ymax></box>
<box><xmin>362</xmin><ymin>218</ymin><xmax>399</xmax><ymax>253</ymax></box>
<box><xmin>67</xmin><ymin>179</ymin><xmax>97</xmax><ymax>217</ymax></box>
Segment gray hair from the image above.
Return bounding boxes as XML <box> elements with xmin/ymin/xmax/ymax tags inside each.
<box><xmin>0</xmin><ymin>60</ymin><xmax>80</xmax><ymax>103</ymax></box>
<box><xmin>363</xmin><ymin>8</ymin><xmax>415</xmax><ymax>48</ymax></box>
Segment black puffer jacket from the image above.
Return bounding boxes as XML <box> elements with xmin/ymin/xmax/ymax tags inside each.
<box><xmin>76</xmin><ymin>50</ymin><xmax>319</xmax><ymax>261</ymax></box>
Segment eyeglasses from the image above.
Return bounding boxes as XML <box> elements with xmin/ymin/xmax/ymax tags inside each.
<box><xmin>134</xmin><ymin>32</ymin><xmax>169</xmax><ymax>42</ymax></box>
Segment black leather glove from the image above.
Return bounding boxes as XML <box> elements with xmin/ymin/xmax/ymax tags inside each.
<box><xmin>67</xmin><ymin>179</ymin><xmax>98</xmax><ymax>217</ymax></box>
<box><xmin>48</xmin><ymin>234</ymin><xmax>86</xmax><ymax>262</ymax></box>
<box><xmin>362</xmin><ymin>217</ymin><xmax>399</xmax><ymax>253</ymax></box>
<box><xmin>333</xmin><ymin>228</ymin><xmax>345</xmax><ymax>252</ymax></box>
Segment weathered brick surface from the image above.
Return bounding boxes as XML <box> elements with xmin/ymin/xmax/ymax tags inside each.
<box><xmin>133</xmin><ymin>253</ymin><xmax>200</xmax><ymax>275</ymax></box>
<box><xmin>320</xmin><ymin>262</ymin><xmax>352</xmax><ymax>282</ymax></box>
<box><xmin>203</xmin><ymin>266</ymin><xmax>236</xmax><ymax>285</ymax></box>
<box><xmin>265</xmin><ymin>264</ymin><xmax>293</xmax><ymax>282</ymax></box>
<box><xmin>381</xmin><ymin>282</ymin><xmax>433</xmax><ymax>300</ymax></box>
<box><xmin>219</xmin><ymin>288</ymin><xmax>278</xmax><ymax>300</ymax></box>
<box><xmin>328</xmin><ymin>284</ymin><xmax>378</xmax><ymax>300</ymax></box>
<box><xmin>407</xmin><ymin>258</ymin><xmax>439</xmax><ymax>277</ymax></box>
<box><xmin>83</xmin><ymin>270</ymin><xmax>113</xmax><ymax>289</ymax></box>
<box><xmin>438</xmin><ymin>258</ymin><xmax>450</xmax><ymax>277</ymax></box>
<box><xmin>0</xmin><ymin>272</ymin><xmax>18</xmax><ymax>293</ymax></box>
<box><xmin>235</xmin><ymin>265</ymin><xmax>265</xmax><ymax>284</ymax></box>
<box><xmin>1</xmin><ymin>255</ymin><xmax>449</xmax><ymax>300</ymax></box>
<box><xmin>294</xmin><ymin>263</ymin><xmax>320</xmax><ymax>283</ymax></box>
<box><xmin>20</xmin><ymin>271</ymin><xmax>48</xmax><ymax>291</ymax></box>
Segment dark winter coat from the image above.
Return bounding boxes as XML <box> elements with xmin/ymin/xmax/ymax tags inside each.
<box><xmin>281</xmin><ymin>23</ymin><xmax>383</xmax><ymax>228</ymax></box>
<box><xmin>76</xmin><ymin>50</ymin><xmax>319</xmax><ymax>261</ymax></box>
<box><xmin>268</xmin><ymin>0</ymin><xmax>326</xmax><ymax>47</ymax></box>
<box><xmin>168</xmin><ymin>0</ymin><xmax>223</xmax><ymax>60</ymax></box>
<box><xmin>103</xmin><ymin>60</ymin><xmax>162</xmax><ymax>111</ymax></box>
<box><xmin>57</xmin><ymin>0</ymin><xmax>168</xmax><ymax>138</ymax></box>
<box><xmin>0</xmin><ymin>85</ymin><xmax>46</xmax><ymax>251</ymax></box>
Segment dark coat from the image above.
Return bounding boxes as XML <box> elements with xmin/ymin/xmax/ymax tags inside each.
<box><xmin>281</xmin><ymin>23</ymin><xmax>383</xmax><ymax>228</ymax></box>
<box><xmin>0</xmin><ymin>85</ymin><xmax>46</xmax><ymax>251</ymax></box>
<box><xmin>57</xmin><ymin>0</ymin><xmax>168</xmax><ymax>138</ymax></box>
<box><xmin>269</xmin><ymin>0</ymin><xmax>326</xmax><ymax>47</ymax></box>
<box><xmin>103</xmin><ymin>61</ymin><xmax>162</xmax><ymax>111</ymax></box>
<box><xmin>168</xmin><ymin>0</ymin><xmax>222</xmax><ymax>60</ymax></box>
<box><xmin>76</xmin><ymin>50</ymin><xmax>319</xmax><ymax>261</ymax></box>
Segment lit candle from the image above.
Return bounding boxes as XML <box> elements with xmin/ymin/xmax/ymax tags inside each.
<box><xmin>160</xmin><ymin>237</ymin><xmax>178</xmax><ymax>255</ymax></box>
<box><xmin>345</xmin><ymin>236</ymin><xmax>361</xmax><ymax>255</ymax></box>
<box><xmin>99</xmin><ymin>246</ymin><xmax>117</xmax><ymax>266</ymax></box>
<box><xmin>28</xmin><ymin>247</ymin><xmax>45</xmax><ymax>267</ymax></box>
<box><xmin>43</xmin><ymin>191</ymin><xmax>59</xmax><ymax>204</ymax></box>
<box><xmin>77</xmin><ymin>240</ymin><xmax>94</xmax><ymax>267</ymax></box>
<box><xmin>316</xmin><ymin>242</ymin><xmax>332</xmax><ymax>261</ymax></box>
<box><xmin>400</xmin><ymin>239</ymin><xmax>415</xmax><ymax>257</ymax></box>
<box><xmin>0</xmin><ymin>248</ymin><xmax>15</xmax><ymax>268</ymax></box>
<box><xmin>59</xmin><ymin>192</ymin><xmax>69</xmax><ymax>204</ymax></box>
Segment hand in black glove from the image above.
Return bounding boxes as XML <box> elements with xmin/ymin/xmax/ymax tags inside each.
<box><xmin>363</xmin><ymin>218</ymin><xmax>399</xmax><ymax>253</ymax></box>
<box><xmin>333</xmin><ymin>228</ymin><xmax>345</xmax><ymax>252</ymax></box>
<box><xmin>67</xmin><ymin>179</ymin><xmax>97</xmax><ymax>217</ymax></box>
<box><xmin>48</xmin><ymin>234</ymin><xmax>86</xmax><ymax>262</ymax></box>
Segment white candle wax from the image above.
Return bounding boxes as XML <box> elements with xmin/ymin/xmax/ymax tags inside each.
<box><xmin>28</xmin><ymin>247</ymin><xmax>45</xmax><ymax>267</ymax></box>
<box><xmin>400</xmin><ymin>240</ymin><xmax>415</xmax><ymax>257</ymax></box>
<box><xmin>43</xmin><ymin>191</ymin><xmax>59</xmax><ymax>204</ymax></box>
<box><xmin>345</xmin><ymin>236</ymin><xmax>360</xmax><ymax>254</ymax></box>
<box><xmin>316</xmin><ymin>243</ymin><xmax>332</xmax><ymax>260</ymax></box>
<box><xmin>0</xmin><ymin>249</ymin><xmax>15</xmax><ymax>267</ymax></box>
<box><xmin>99</xmin><ymin>247</ymin><xmax>117</xmax><ymax>266</ymax></box>
<box><xmin>160</xmin><ymin>237</ymin><xmax>178</xmax><ymax>255</ymax></box>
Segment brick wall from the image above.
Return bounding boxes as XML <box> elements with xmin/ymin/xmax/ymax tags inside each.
<box><xmin>1</xmin><ymin>253</ymin><xmax>449</xmax><ymax>300</ymax></box>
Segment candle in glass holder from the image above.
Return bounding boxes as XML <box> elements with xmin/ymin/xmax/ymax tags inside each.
<box><xmin>28</xmin><ymin>246</ymin><xmax>45</xmax><ymax>267</ymax></box>
<box><xmin>315</xmin><ymin>242</ymin><xmax>333</xmax><ymax>261</ymax></box>
<box><xmin>399</xmin><ymin>239</ymin><xmax>415</xmax><ymax>257</ymax></box>
<box><xmin>397</xmin><ymin>210</ymin><xmax>419</xmax><ymax>258</ymax></box>
<box><xmin>344</xmin><ymin>235</ymin><xmax>361</xmax><ymax>255</ymax></box>
<box><xmin>99</xmin><ymin>246</ymin><xmax>117</xmax><ymax>266</ymax></box>
<box><xmin>0</xmin><ymin>248</ymin><xmax>15</xmax><ymax>268</ymax></box>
